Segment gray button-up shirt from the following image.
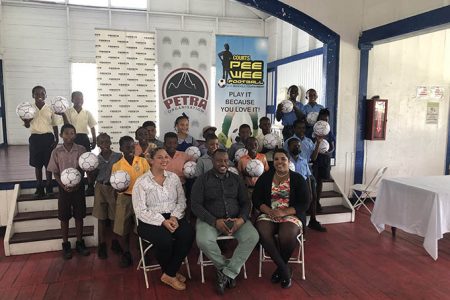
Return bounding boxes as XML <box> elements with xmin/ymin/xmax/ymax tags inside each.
<box><xmin>191</xmin><ymin>169</ymin><xmax>250</xmax><ymax>226</ymax></box>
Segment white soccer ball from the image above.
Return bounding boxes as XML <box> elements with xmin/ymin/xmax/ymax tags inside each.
<box><xmin>234</xmin><ymin>148</ymin><xmax>248</xmax><ymax>162</ymax></box>
<box><xmin>51</xmin><ymin>96</ymin><xmax>70</xmax><ymax>114</ymax></box>
<box><xmin>245</xmin><ymin>159</ymin><xmax>264</xmax><ymax>177</ymax></box>
<box><xmin>318</xmin><ymin>139</ymin><xmax>330</xmax><ymax>154</ymax></box>
<box><xmin>185</xmin><ymin>146</ymin><xmax>201</xmax><ymax>161</ymax></box>
<box><xmin>78</xmin><ymin>152</ymin><xmax>99</xmax><ymax>172</ymax></box>
<box><xmin>306</xmin><ymin>112</ymin><xmax>319</xmax><ymax>125</ymax></box>
<box><xmin>280</xmin><ymin>100</ymin><xmax>293</xmax><ymax>113</ymax></box>
<box><xmin>289</xmin><ymin>161</ymin><xmax>295</xmax><ymax>172</ymax></box>
<box><xmin>230</xmin><ymin>128</ymin><xmax>239</xmax><ymax>144</ymax></box>
<box><xmin>228</xmin><ymin>166</ymin><xmax>239</xmax><ymax>175</ymax></box>
<box><xmin>110</xmin><ymin>170</ymin><xmax>131</xmax><ymax>191</ymax></box>
<box><xmin>313</xmin><ymin>120</ymin><xmax>330</xmax><ymax>136</ymax></box>
<box><xmin>183</xmin><ymin>161</ymin><xmax>197</xmax><ymax>179</ymax></box>
<box><xmin>61</xmin><ymin>168</ymin><xmax>82</xmax><ymax>188</ymax></box>
<box><xmin>263</xmin><ymin>133</ymin><xmax>278</xmax><ymax>150</ymax></box>
<box><xmin>218</xmin><ymin>78</ymin><xmax>227</xmax><ymax>88</ymax></box>
<box><xmin>16</xmin><ymin>102</ymin><xmax>36</xmax><ymax>120</ymax></box>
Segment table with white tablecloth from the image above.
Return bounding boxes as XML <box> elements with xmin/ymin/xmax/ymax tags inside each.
<box><xmin>371</xmin><ymin>176</ymin><xmax>450</xmax><ymax>260</ymax></box>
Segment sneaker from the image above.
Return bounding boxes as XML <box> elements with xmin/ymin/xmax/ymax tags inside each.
<box><xmin>62</xmin><ymin>241</ymin><xmax>72</xmax><ymax>260</ymax></box>
<box><xmin>76</xmin><ymin>239</ymin><xmax>91</xmax><ymax>256</ymax></box>
<box><xmin>86</xmin><ymin>185</ymin><xmax>95</xmax><ymax>196</ymax></box>
<box><xmin>216</xmin><ymin>270</ymin><xmax>231</xmax><ymax>295</ymax></box>
<box><xmin>46</xmin><ymin>186</ymin><xmax>54</xmax><ymax>197</ymax></box>
<box><xmin>111</xmin><ymin>239</ymin><xmax>123</xmax><ymax>255</ymax></box>
<box><xmin>308</xmin><ymin>219</ymin><xmax>327</xmax><ymax>232</ymax></box>
<box><xmin>97</xmin><ymin>242</ymin><xmax>107</xmax><ymax>259</ymax></box>
<box><xmin>120</xmin><ymin>251</ymin><xmax>133</xmax><ymax>268</ymax></box>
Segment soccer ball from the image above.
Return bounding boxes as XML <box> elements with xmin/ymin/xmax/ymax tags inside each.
<box><xmin>183</xmin><ymin>161</ymin><xmax>197</xmax><ymax>179</ymax></box>
<box><xmin>51</xmin><ymin>96</ymin><xmax>70</xmax><ymax>114</ymax></box>
<box><xmin>218</xmin><ymin>78</ymin><xmax>227</xmax><ymax>88</ymax></box>
<box><xmin>280</xmin><ymin>100</ymin><xmax>293</xmax><ymax>113</ymax></box>
<box><xmin>245</xmin><ymin>159</ymin><xmax>264</xmax><ymax>177</ymax></box>
<box><xmin>289</xmin><ymin>161</ymin><xmax>295</xmax><ymax>172</ymax></box>
<box><xmin>230</xmin><ymin>128</ymin><xmax>239</xmax><ymax>144</ymax></box>
<box><xmin>110</xmin><ymin>170</ymin><xmax>131</xmax><ymax>191</ymax></box>
<box><xmin>306</xmin><ymin>112</ymin><xmax>319</xmax><ymax>125</ymax></box>
<box><xmin>185</xmin><ymin>146</ymin><xmax>201</xmax><ymax>161</ymax></box>
<box><xmin>317</xmin><ymin>139</ymin><xmax>330</xmax><ymax>154</ymax></box>
<box><xmin>78</xmin><ymin>152</ymin><xmax>99</xmax><ymax>172</ymax></box>
<box><xmin>263</xmin><ymin>133</ymin><xmax>278</xmax><ymax>150</ymax></box>
<box><xmin>234</xmin><ymin>148</ymin><xmax>248</xmax><ymax>162</ymax></box>
<box><xmin>16</xmin><ymin>102</ymin><xmax>36</xmax><ymax>120</ymax></box>
<box><xmin>313</xmin><ymin>120</ymin><xmax>330</xmax><ymax>136</ymax></box>
<box><xmin>60</xmin><ymin>168</ymin><xmax>82</xmax><ymax>188</ymax></box>
<box><xmin>228</xmin><ymin>167</ymin><xmax>239</xmax><ymax>175</ymax></box>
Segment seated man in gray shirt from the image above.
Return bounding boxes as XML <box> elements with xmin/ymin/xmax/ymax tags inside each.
<box><xmin>191</xmin><ymin>149</ymin><xmax>259</xmax><ymax>295</ymax></box>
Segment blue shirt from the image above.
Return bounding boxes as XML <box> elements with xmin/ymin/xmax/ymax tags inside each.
<box><xmin>289</xmin><ymin>155</ymin><xmax>311</xmax><ymax>179</ymax></box>
<box><xmin>281</xmin><ymin>102</ymin><xmax>304</xmax><ymax>126</ymax></box>
<box><xmin>303</xmin><ymin>103</ymin><xmax>324</xmax><ymax>115</ymax></box>
<box><xmin>284</xmin><ymin>134</ymin><xmax>315</xmax><ymax>161</ymax></box>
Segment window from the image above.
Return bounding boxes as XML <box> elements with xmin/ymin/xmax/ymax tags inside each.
<box><xmin>110</xmin><ymin>0</ymin><xmax>147</xmax><ymax>10</ymax></box>
<box><xmin>31</xmin><ymin>0</ymin><xmax>66</xmax><ymax>3</ymax></box>
<box><xmin>69</xmin><ymin>0</ymin><xmax>108</xmax><ymax>7</ymax></box>
<box><xmin>71</xmin><ymin>63</ymin><xmax>99</xmax><ymax>134</ymax></box>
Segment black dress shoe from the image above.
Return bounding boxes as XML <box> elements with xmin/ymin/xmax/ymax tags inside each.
<box><xmin>281</xmin><ymin>278</ymin><xmax>292</xmax><ymax>289</ymax></box>
<box><xmin>271</xmin><ymin>269</ymin><xmax>281</xmax><ymax>283</ymax></box>
<box><xmin>227</xmin><ymin>277</ymin><xmax>236</xmax><ymax>289</ymax></box>
<box><xmin>308</xmin><ymin>219</ymin><xmax>327</xmax><ymax>232</ymax></box>
<box><xmin>216</xmin><ymin>270</ymin><xmax>230</xmax><ymax>295</ymax></box>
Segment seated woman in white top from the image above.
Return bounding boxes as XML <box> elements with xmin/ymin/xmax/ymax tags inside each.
<box><xmin>132</xmin><ymin>147</ymin><xmax>195</xmax><ymax>291</ymax></box>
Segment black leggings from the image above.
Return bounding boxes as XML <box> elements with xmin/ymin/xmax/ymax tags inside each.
<box><xmin>256</xmin><ymin>220</ymin><xmax>301</xmax><ymax>280</ymax></box>
<box><xmin>137</xmin><ymin>217</ymin><xmax>194</xmax><ymax>277</ymax></box>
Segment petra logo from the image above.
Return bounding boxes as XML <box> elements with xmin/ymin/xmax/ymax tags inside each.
<box><xmin>161</xmin><ymin>68</ymin><xmax>209</xmax><ymax>113</ymax></box>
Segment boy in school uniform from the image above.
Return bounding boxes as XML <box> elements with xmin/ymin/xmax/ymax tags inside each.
<box><xmin>62</xmin><ymin>91</ymin><xmax>97</xmax><ymax>195</ymax></box>
<box><xmin>142</xmin><ymin>121</ymin><xmax>164</xmax><ymax>148</ymax></box>
<box><xmin>228</xmin><ymin>124</ymin><xmax>252</xmax><ymax>164</ymax></box>
<box><xmin>47</xmin><ymin>124</ymin><xmax>90</xmax><ymax>259</ymax></box>
<box><xmin>302</xmin><ymin>89</ymin><xmax>324</xmax><ymax>138</ymax></box>
<box><xmin>195</xmin><ymin>133</ymin><xmax>220</xmax><ymax>177</ymax></box>
<box><xmin>22</xmin><ymin>86</ymin><xmax>60</xmax><ymax>198</ymax></box>
<box><xmin>112</xmin><ymin>136</ymin><xmax>150</xmax><ymax>268</ymax></box>
<box><xmin>164</xmin><ymin>132</ymin><xmax>192</xmax><ymax>184</ymax></box>
<box><xmin>134</xmin><ymin>126</ymin><xmax>150</xmax><ymax>157</ymax></box>
<box><xmin>92</xmin><ymin>133</ymin><xmax>123</xmax><ymax>259</ymax></box>
<box><xmin>255</xmin><ymin>117</ymin><xmax>282</xmax><ymax>168</ymax></box>
<box><xmin>275</xmin><ymin>85</ymin><xmax>305</xmax><ymax>140</ymax></box>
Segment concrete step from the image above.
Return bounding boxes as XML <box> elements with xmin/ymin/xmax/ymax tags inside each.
<box><xmin>320</xmin><ymin>191</ymin><xmax>343</xmax><ymax>207</ymax></box>
<box><xmin>313</xmin><ymin>205</ymin><xmax>353</xmax><ymax>225</ymax></box>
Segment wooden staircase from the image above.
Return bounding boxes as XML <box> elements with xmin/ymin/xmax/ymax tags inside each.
<box><xmin>4</xmin><ymin>185</ymin><xmax>97</xmax><ymax>256</ymax></box>
<box><xmin>310</xmin><ymin>178</ymin><xmax>355</xmax><ymax>224</ymax></box>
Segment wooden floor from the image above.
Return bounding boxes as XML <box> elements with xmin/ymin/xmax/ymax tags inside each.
<box><xmin>0</xmin><ymin>145</ymin><xmax>35</xmax><ymax>183</ymax></box>
<box><xmin>2</xmin><ymin>207</ymin><xmax>450</xmax><ymax>299</ymax></box>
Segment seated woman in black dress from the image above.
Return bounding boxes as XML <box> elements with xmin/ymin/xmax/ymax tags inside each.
<box><xmin>252</xmin><ymin>148</ymin><xmax>311</xmax><ymax>288</ymax></box>
<box><xmin>132</xmin><ymin>147</ymin><xmax>195</xmax><ymax>291</ymax></box>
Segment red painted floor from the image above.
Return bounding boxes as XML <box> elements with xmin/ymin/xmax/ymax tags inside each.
<box><xmin>2</xmin><ymin>208</ymin><xmax>450</xmax><ymax>299</ymax></box>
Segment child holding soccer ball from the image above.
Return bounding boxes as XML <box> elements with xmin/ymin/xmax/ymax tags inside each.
<box><xmin>47</xmin><ymin>124</ymin><xmax>89</xmax><ymax>260</ymax></box>
<box><xmin>237</xmin><ymin>137</ymin><xmax>269</xmax><ymax>189</ymax></box>
<box><xmin>111</xmin><ymin>136</ymin><xmax>150</xmax><ymax>268</ymax></box>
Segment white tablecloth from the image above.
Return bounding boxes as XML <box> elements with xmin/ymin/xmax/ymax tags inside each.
<box><xmin>371</xmin><ymin>176</ymin><xmax>450</xmax><ymax>260</ymax></box>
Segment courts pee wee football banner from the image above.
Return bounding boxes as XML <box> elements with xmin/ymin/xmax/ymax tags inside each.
<box><xmin>215</xmin><ymin>35</ymin><xmax>268</xmax><ymax>147</ymax></box>
<box><xmin>157</xmin><ymin>30</ymin><xmax>212</xmax><ymax>139</ymax></box>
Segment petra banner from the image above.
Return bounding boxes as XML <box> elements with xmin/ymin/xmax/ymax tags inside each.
<box><xmin>215</xmin><ymin>35</ymin><xmax>268</xmax><ymax>147</ymax></box>
<box><xmin>157</xmin><ymin>30</ymin><xmax>212</xmax><ymax>139</ymax></box>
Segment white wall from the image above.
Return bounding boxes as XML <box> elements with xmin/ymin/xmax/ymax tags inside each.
<box><xmin>366</xmin><ymin>29</ymin><xmax>450</xmax><ymax>180</ymax></box>
<box><xmin>280</xmin><ymin>0</ymin><xmax>450</xmax><ymax>192</ymax></box>
<box><xmin>0</xmin><ymin>1</ymin><xmax>267</xmax><ymax>145</ymax></box>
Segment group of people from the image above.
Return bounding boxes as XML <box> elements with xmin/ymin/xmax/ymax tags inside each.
<box><xmin>22</xmin><ymin>84</ymin><xmax>335</xmax><ymax>294</ymax></box>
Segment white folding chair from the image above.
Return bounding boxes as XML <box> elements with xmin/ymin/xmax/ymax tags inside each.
<box><xmin>350</xmin><ymin>166</ymin><xmax>388</xmax><ymax>213</ymax></box>
<box><xmin>198</xmin><ymin>235</ymin><xmax>247</xmax><ymax>283</ymax></box>
<box><xmin>258</xmin><ymin>233</ymin><xmax>305</xmax><ymax>280</ymax></box>
<box><xmin>136</xmin><ymin>223</ymin><xmax>191</xmax><ymax>289</ymax></box>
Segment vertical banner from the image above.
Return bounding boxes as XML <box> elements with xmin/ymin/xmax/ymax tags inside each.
<box><xmin>157</xmin><ymin>30</ymin><xmax>212</xmax><ymax>139</ymax></box>
<box><xmin>215</xmin><ymin>35</ymin><xmax>268</xmax><ymax>147</ymax></box>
